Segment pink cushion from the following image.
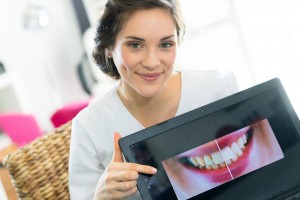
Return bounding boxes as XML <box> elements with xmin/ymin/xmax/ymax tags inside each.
<box><xmin>0</xmin><ymin>113</ymin><xmax>43</xmax><ymax>147</ymax></box>
<box><xmin>51</xmin><ymin>101</ymin><xmax>89</xmax><ymax>128</ymax></box>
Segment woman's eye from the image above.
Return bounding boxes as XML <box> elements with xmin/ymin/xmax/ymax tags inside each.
<box><xmin>128</xmin><ymin>42</ymin><xmax>142</xmax><ymax>49</ymax></box>
<box><xmin>160</xmin><ymin>42</ymin><xmax>173</xmax><ymax>48</ymax></box>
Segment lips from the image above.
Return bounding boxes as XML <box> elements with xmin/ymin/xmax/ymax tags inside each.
<box><xmin>138</xmin><ymin>72</ymin><xmax>161</xmax><ymax>81</ymax></box>
<box><xmin>177</xmin><ymin>126</ymin><xmax>254</xmax><ymax>182</ymax></box>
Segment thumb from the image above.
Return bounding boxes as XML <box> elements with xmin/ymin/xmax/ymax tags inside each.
<box><xmin>112</xmin><ymin>132</ymin><xmax>124</xmax><ymax>162</ymax></box>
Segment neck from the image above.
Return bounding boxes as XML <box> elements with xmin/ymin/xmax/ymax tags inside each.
<box><xmin>118</xmin><ymin>72</ymin><xmax>181</xmax><ymax>127</ymax></box>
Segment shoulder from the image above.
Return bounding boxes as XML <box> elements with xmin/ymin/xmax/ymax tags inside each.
<box><xmin>70</xmin><ymin>87</ymin><xmax>121</xmax><ymax>166</ymax></box>
<box><xmin>72</xmin><ymin>87</ymin><xmax>119</xmax><ymax>142</ymax></box>
<box><xmin>181</xmin><ymin>69</ymin><xmax>236</xmax><ymax>82</ymax></box>
<box><xmin>178</xmin><ymin>69</ymin><xmax>239</xmax><ymax>113</ymax></box>
<box><xmin>76</xmin><ymin>88</ymin><xmax>118</xmax><ymax>123</ymax></box>
<box><xmin>181</xmin><ymin>69</ymin><xmax>238</xmax><ymax>91</ymax></box>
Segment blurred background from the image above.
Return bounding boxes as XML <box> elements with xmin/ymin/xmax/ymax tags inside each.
<box><xmin>0</xmin><ymin>0</ymin><xmax>300</xmax><ymax>133</ymax></box>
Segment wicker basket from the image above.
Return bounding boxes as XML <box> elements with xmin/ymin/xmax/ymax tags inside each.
<box><xmin>2</xmin><ymin>122</ymin><xmax>72</xmax><ymax>200</ymax></box>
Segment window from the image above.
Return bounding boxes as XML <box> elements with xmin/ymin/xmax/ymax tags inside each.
<box><xmin>179</xmin><ymin>0</ymin><xmax>300</xmax><ymax>115</ymax></box>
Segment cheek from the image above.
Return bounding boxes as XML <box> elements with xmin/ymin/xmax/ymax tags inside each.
<box><xmin>118</xmin><ymin>49</ymin><xmax>139</xmax><ymax>72</ymax></box>
<box><xmin>165</xmin><ymin>50</ymin><xmax>178</xmax><ymax>67</ymax></box>
<box><xmin>122</xmin><ymin>53</ymin><xmax>135</xmax><ymax>69</ymax></box>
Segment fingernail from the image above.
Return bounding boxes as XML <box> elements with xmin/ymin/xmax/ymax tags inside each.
<box><xmin>152</xmin><ymin>167</ymin><xmax>157</xmax><ymax>173</ymax></box>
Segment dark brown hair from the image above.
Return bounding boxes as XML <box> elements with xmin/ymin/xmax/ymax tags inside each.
<box><xmin>92</xmin><ymin>0</ymin><xmax>185</xmax><ymax>80</ymax></box>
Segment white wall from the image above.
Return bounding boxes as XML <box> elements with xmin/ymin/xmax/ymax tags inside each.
<box><xmin>233</xmin><ymin>0</ymin><xmax>300</xmax><ymax>115</ymax></box>
<box><xmin>177</xmin><ymin>0</ymin><xmax>300</xmax><ymax>115</ymax></box>
<box><xmin>0</xmin><ymin>0</ymin><xmax>89</xmax><ymax>130</ymax></box>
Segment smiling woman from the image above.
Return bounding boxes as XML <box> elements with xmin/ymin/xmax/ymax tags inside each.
<box><xmin>68</xmin><ymin>0</ymin><xmax>239</xmax><ymax>200</ymax></box>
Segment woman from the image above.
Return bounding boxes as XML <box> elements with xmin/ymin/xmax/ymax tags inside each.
<box><xmin>68</xmin><ymin>0</ymin><xmax>238</xmax><ymax>199</ymax></box>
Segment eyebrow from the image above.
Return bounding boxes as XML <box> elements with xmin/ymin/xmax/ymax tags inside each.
<box><xmin>125</xmin><ymin>34</ymin><xmax>175</xmax><ymax>41</ymax></box>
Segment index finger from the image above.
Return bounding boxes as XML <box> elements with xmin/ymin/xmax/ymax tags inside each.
<box><xmin>124</xmin><ymin>163</ymin><xmax>157</xmax><ymax>175</ymax></box>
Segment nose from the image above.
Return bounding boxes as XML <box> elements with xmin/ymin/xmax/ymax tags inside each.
<box><xmin>142</xmin><ymin>48</ymin><xmax>160</xmax><ymax>69</ymax></box>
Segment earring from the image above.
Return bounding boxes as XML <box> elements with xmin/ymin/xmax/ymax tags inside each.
<box><xmin>105</xmin><ymin>49</ymin><xmax>112</xmax><ymax>58</ymax></box>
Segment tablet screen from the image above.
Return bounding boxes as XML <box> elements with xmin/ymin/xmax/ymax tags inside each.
<box><xmin>127</xmin><ymin>87</ymin><xmax>300</xmax><ymax>200</ymax></box>
<box><xmin>162</xmin><ymin>119</ymin><xmax>283</xmax><ymax>199</ymax></box>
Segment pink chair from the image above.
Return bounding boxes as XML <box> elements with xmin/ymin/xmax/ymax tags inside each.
<box><xmin>0</xmin><ymin>113</ymin><xmax>44</xmax><ymax>147</ymax></box>
<box><xmin>50</xmin><ymin>101</ymin><xmax>89</xmax><ymax>128</ymax></box>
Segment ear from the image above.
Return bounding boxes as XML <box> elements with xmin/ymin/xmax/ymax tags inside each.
<box><xmin>105</xmin><ymin>48</ymin><xmax>112</xmax><ymax>58</ymax></box>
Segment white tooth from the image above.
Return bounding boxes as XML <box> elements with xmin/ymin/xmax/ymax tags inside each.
<box><xmin>221</xmin><ymin>146</ymin><xmax>235</xmax><ymax>161</ymax></box>
<box><xmin>196</xmin><ymin>156</ymin><xmax>205</xmax><ymax>166</ymax></box>
<box><xmin>211</xmin><ymin>151</ymin><xmax>224</xmax><ymax>164</ymax></box>
<box><xmin>198</xmin><ymin>165</ymin><xmax>205</xmax><ymax>169</ymax></box>
<box><xmin>189</xmin><ymin>157</ymin><xmax>199</xmax><ymax>167</ymax></box>
<box><xmin>204</xmin><ymin>155</ymin><xmax>213</xmax><ymax>166</ymax></box>
<box><xmin>219</xmin><ymin>163</ymin><xmax>226</xmax><ymax>168</ymax></box>
<box><xmin>206</xmin><ymin>165</ymin><xmax>212</xmax><ymax>169</ymax></box>
<box><xmin>226</xmin><ymin>159</ymin><xmax>232</xmax><ymax>165</ymax></box>
<box><xmin>211</xmin><ymin>164</ymin><xmax>219</xmax><ymax>169</ymax></box>
<box><xmin>232</xmin><ymin>153</ymin><xmax>238</xmax><ymax>162</ymax></box>
<box><xmin>237</xmin><ymin>137</ymin><xmax>245</xmax><ymax>149</ymax></box>
<box><xmin>242</xmin><ymin>135</ymin><xmax>247</xmax><ymax>144</ymax></box>
<box><xmin>231</xmin><ymin>142</ymin><xmax>243</xmax><ymax>157</ymax></box>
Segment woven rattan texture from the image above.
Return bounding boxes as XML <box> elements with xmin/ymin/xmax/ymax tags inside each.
<box><xmin>2</xmin><ymin>122</ymin><xmax>71</xmax><ymax>200</ymax></box>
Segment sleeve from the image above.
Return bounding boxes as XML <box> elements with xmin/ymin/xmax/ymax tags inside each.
<box><xmin>68</xmin><ymin>117</ymin><xmax>105</xmax><ymax>200</ymax></box>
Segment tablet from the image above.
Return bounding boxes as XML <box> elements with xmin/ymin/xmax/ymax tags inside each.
<box><xmin>119</xmin><ymin>78</ymin><xmax>300</xmax><ymax>200</ymax></box>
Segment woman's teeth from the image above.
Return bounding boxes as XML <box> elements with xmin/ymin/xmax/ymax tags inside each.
<box><xmin>188</xmin><ymin>135</ymin><xmax>248</xmax><ymax>170</ymax></box>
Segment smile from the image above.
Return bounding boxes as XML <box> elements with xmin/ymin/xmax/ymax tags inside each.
<box><xmin>184</xmin><ymin>133</ymin><xmax>248</xmax><ymax>169</ymax></box>
<box><xmin>178</xmin><ymin>126</ymin><xmax>254</xmax><ymax>182</ymax></box>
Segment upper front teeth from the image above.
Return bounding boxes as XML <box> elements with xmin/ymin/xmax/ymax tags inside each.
<box><xmin>211</xmin><ymin>151</ymin><xmax>223</xmax><ymax>164</ymax></box>
<box><xmin>188</xmin><ymin>135</ymin><xmax>248</xmax><ymax>169</ymax></box>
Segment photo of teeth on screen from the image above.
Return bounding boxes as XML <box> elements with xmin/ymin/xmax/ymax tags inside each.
<box><xmin>162</xmin><ymin>119</ymin><xmax>284</xmax><ymax>200</ymax></box>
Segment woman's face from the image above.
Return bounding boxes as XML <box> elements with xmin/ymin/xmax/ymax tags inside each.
<box><xmin>111</xmin><ymin>8</ymin><xmax>178</xmax><ymax>98</ymax></box>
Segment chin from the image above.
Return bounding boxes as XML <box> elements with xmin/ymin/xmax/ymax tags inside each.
<box><xmin>137</xmin><ymin>85</ymin><xmax>164</xmax><ymax>98</ymax></box>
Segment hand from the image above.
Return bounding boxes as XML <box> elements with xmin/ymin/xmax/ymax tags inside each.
<box><xmin>94</xmin><ymin>132</ymin><xmax>157</xmax><ymax>200</ymax></box>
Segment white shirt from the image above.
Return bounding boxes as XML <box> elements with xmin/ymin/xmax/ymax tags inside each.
<box><xmin>69</xmin><ymin>70</ymin><xmax>238</xmax><ymax>200</ymax></box>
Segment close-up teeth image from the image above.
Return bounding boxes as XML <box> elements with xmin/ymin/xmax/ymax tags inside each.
<box><xmin>163</xmin><ymin>119</ymin><xmax>284</xmax><ymax>200</ymax></box>
<box><xmin>182</xmin><ymin>128</ymin><xmax>252</xmax><ymax>170</ymax></box>
<box><xmin>189</xmin><ymin>135</ymin><xmax>248</xmax><ymax>168</ymax></box>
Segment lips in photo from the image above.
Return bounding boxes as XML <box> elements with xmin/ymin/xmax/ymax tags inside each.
<box><xmin>162</xmin><ymin>119</ymin><xmax>284</xmax><ymax>200</ymax></box>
